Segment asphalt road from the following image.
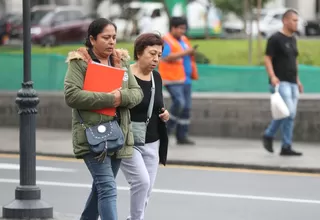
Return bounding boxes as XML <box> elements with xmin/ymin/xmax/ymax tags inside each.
<box><xmin>0</xmin><ymin>154</ymin><xmax>319</xmax><ymax>220</ymax></box>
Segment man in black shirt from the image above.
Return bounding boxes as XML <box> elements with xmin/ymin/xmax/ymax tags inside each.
<box><xmin>262</xmin><ymin>9</ymin><xmax>303</xmax><ymax>156</ymax></box>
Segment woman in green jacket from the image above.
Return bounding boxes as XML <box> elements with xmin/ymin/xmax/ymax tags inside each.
<box><xmin>64</xmin><ymin>18</ymin><xmax>143</xmax><ymax>220</ymax></box>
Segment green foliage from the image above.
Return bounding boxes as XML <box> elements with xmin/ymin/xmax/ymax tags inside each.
<box><xmin>195</xmin><ymin>52</ymin><xmax>211</xmax><ymax>64</ymax></box>
<box><xmin>214</xmin><ymin>0</ymin><xmax>271</xmax><ymax>17</ymax></box>
<box><xmin>2</xmin><ymin>39</ymin><xmax>320</xmax><ymax>66</ymax></box>
<box><xmin>214</xmin><ymin>0</ymin><xmax>243</xmax><ymax>17</ymax></box>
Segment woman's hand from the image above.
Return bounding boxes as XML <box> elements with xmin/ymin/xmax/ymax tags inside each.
<box><xmin>159</xmin><ymin>108</ymin><xmax>170</xmax><ymax>122</ymax></box>
<box><xmin>110</xmin><ymin>88</ymin><xmax>122</xmax><ymax>107</ymax></box>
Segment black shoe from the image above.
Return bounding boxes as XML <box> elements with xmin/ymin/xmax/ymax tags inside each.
<box><xmin>280</xmin><ymin>147</ymin><xmax>303</xmax><ymax>156</ymax></box>
<box><xmin>177</xmin><ymin>138</ymin><xmax>195</xmax><ymax>145</ymax></box>
<box><xmin>262</xmin><ymin>135</ymin><xmax>273</xmax><ymax>153</ymax></box>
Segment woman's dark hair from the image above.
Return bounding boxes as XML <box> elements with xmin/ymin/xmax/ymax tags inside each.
<box><xmin>85</xmin><ymin>18</ymin><xmax>117</xmax><ymax>48</ymax></box>
<box><xmin>133</xmin><ymin>33</ymin><xmax>164</xmax><ymax>60</ymax></box>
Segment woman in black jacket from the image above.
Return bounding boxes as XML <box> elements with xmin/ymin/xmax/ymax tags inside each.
<box><xmin>120</xmin><ymin>33</ymin><xmax>169</xmax><ymax>220</ymax></box>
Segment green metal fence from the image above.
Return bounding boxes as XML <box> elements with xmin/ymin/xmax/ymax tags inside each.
<box><xmin>1</xmin><ymin>53</ymin><xmax>319</xmax><ymax>92</ymax></box>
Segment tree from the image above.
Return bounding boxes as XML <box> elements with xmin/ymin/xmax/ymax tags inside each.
<box><xmin>214</xmin><ymin>0</ymin><xmax>270</xmax><ymax>64</ymax></box>
<box><xmin>256</xmin><ymin>0</ymin><xmax>262</xmax><ymax>63</ymax></box>
<box><xmin>214</xmin><ymin>0</ymin><xmax>270</xmax><ymax>18</ymax></box>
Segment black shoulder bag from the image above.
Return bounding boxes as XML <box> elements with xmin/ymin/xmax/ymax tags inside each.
<box><xmin>131</xmin><ymin>72</ymin><xmax>155</xmax><ymax>146</ymax></box>
<box><xmin>76</xmin><ymin>110</ymin><xmax>125</xmax><ymax>161</ymax></box>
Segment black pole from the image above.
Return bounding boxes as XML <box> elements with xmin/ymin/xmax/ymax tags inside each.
<box><xmin>2</xmin><ymin>0</ymin><xmax>53</xmax><ymax>218</ymax></box>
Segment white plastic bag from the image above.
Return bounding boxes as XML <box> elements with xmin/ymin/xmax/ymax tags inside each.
<box><xmin>270</xmin><ymin>85</ymin><xmax>290</xmax><ymax>120</ymax></box>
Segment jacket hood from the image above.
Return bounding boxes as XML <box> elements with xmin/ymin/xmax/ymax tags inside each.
<box><xmin>66</xmin><ymin>47</ymin><xmax>130</xmax><ymax>69</ymax></box>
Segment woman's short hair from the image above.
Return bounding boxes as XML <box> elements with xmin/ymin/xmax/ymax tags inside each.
<box><xmin>133</xmin><ymin>33</ymin><xmax>164</xmax><ymax>60</ymax></box>
<box><xmin>85</xmin><ymin>18</ymin><xmax>117</xmax><ymax>48</ymax></box>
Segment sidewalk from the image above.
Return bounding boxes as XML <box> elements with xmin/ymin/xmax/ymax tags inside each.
<box><xmin>1</xmin><ymin>128</ymin><xmax>320</xmax><ymax>173</ymax></box>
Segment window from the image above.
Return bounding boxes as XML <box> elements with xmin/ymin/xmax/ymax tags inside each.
<box><xmin>52</xmin><ymin>11</ymin><xmax>69</xmax><ymax>25</ymax></box>
<box><xmin>38</xmin><ymin>11</ymin><xmax>55</xmax><ymax>26</ymax></box>
<box><xmin>31</xmin><ymin>0</ymin><xmax>51</xmax><ymax>7</ymax></box>
<box><xmin>68</xmin><ymin>10</ymin><xmax>83</xmax><ymax>21</ymax></box>
<box><xmin>31</xmin><ymin>9</ymin><xmax>52</xmax><ymax>25</ymax></box>
<box><xmin>273</xmin><ymin>14</ymin><xmax>282</xmax><ymax>20</ymax></box>
<box><xmin>151</xmin><ymin>9</ymin><xmax>161</xmax><ymax>18</ymax></box>
<box><xmin>55</xmin><ymin>0</ymin><xmax>70</xmax><ymax>6</ymax></box>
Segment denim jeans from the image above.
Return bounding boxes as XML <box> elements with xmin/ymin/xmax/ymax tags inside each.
<box><xmin>80</xmin><ymin>153</ymin><xmax>121</xmax><ymax>220</ymax></box>
<box><xmin>264</xmin><ymin>81</ymin><xmax>299</xmax><ymax>147</ymax></box>
<box><xmin>165</xmin><ymin>83</ymin><xmax>192</xmax><ymax>140</ymax></box>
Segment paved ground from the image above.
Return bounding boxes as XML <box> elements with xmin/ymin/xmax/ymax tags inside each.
<box><xmin>0</xmin><ymin>128</ymin><xmax>320</xmax><ymax>173</ymax></box>
<box><xmin>0</xmin><ymin>211</ymin><xmax>78</xmax><ymax>220</ymax></box>
<box><xmin>0</xmin><ymin>156</ymin><xmax>319</xmax><ymax>220</ymax></box>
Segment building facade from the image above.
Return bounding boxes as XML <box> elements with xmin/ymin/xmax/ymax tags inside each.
<box><xmin>2</xmin><ymin>0</ymin><xmax>320</xmax><ymax>22</ymax></box>
<box><xmin>1</xmin><ymin>0</ymin><xmax>94</xmax><ymax>16</ymax></box>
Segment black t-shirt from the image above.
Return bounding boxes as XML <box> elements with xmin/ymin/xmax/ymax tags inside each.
<box><xmin>130</xmin><ymin>70</ymin><xmax>164</xmax><ymax>143</ymax></box>
<box><xmin>265</xmin><ymin>32</ymin><xmax>299</xmax><ymax>83</ymax></box>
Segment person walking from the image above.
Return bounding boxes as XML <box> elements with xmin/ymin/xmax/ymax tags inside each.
<box><xmin>120</xmin><ymin>33</ymin><xmax>169</xmax><ymax>220</ymax></box>
<box><xmin>64</xmin><ymin>18</ymin><xmax>143</xmax><ymax>220</ymax></box>
<box><xmin>158</xmin><ymin>16</ymin><xmax>198</xmax><ymax>145</ymax></box>
<box><xmin>262</xmin><ymin>9</ymin><xmax>303</xmax><ymax>156</ymax></box>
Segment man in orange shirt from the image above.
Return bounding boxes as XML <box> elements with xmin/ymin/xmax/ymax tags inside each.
<box><xmin>158</xmin><ymin>16</ymin><xmax>198</xmax><ymax>145</ymax></box>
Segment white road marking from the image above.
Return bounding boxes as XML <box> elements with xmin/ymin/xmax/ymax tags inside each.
<box><xmin>0</xmin><ymin>163</ymin><xmax>76</xmax><ymax>172</ymax></box>
<box><xmin>0</xmin><ymin>178</ymin><xmax>319</xmax><ymax>205</ymax></box>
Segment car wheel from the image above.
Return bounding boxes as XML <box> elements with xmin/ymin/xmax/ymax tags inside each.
<box><xmin>41</xmin><ymin>35</ymin><xmax>56</xmax><ymax>47</ymax></box>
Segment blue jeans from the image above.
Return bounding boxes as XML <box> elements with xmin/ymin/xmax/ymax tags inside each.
<box><xmin>264</xmin><ymin>81</ymin><xmax>299</xmax><ymax>147</ymax></box>
<box><xmin>165</xmin><ymin>84</ymin><xmax>192</xmax><ymax>140</ymax></box>
<box><xmin>80</xmin><ymin>153</ymin><xmax>121</xmax><ymax>220</ymax></box>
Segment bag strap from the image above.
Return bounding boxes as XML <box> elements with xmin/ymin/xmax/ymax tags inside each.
<box><xmin>146</xmin><ymin>71</ymin><xmax>155</xmax><ymax>125</ymax></box>
<box><xmin>76</xmin><ymin>110</ymin><xmax>84</xmax><ymax>124</ymax></box>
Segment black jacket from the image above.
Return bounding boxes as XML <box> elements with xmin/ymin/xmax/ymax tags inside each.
<box><xmin>158</xmin><ymin>119</ymin><xmax>168</xmax><ymax>165</ymax></box>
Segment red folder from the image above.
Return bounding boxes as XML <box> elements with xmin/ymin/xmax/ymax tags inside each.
<box><xmin>83</xmin><ymin>61</ymin><xmax>125</xmax><ymax>116</ymax></box>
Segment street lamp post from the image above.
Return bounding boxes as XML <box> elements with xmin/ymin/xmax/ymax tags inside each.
<box><xmin>2</xmin><ymin>0</ymin><xmax>53</xmax><ymax>218</ymax></box>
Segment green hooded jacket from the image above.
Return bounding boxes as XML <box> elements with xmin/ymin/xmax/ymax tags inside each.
<box><xmin>64</xmin><ymin>47</ymin><xmax>143</xmax><ymax>159</ymax></box>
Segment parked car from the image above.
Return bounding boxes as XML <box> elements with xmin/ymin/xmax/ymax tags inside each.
<box><xmin>255</xmin><ymin>8</ymin><xmax>306</xmax><ymax>38</ymax></box>
<box><xmin>305</xmin><ymin>19</ymin><xmax>320</xmax><ymax>36</ymax></box>
<box><xmin>17</xmin><ymin>5</ymin><xmax>93</xmax><ymax>47</ymax></box>
<box><xmin>109</xmin><ymin>2</ymin><xmax>169</xmax><ymax>41</ymax></box>
<box><xmin>223</xmin><ymin>8</ymin><xmax>306</xmax><ymax>38</ymax></box>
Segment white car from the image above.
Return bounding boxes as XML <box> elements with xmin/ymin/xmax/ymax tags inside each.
<box><xmin>107</xmin><ymin>1</ymin><xmax>169</xmax><ymax>41</ymax></box>
<box><xmin>250</xmin><ymin>8</ymin><xmax>306</xmax><ymax>38</ymax></box>
<box><xmin>223</xmin><ymin>8</ymin><xmax>306</xmax><ymax>38</ymax></box>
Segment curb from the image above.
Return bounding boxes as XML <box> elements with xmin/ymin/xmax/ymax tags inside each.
<box><xmin>1</xmin><ymin>150</ymin><xmax>320</xmax><ymax>174</ymax></box>
<box><xmin>166</xmin><ymin>160</ymin><xmax>320</xmax><ymax>174</ymax></box>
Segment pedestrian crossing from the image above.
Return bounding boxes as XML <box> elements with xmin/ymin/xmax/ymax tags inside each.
<box><xmin>0</xmin><ymin>177</ymin><xmax>319</xmax><ymax>205</ymax></box>
<box><xmin>0</xmin><ymin>163</ymin><xmax>76</xmax><ymax>172</ymax></box>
